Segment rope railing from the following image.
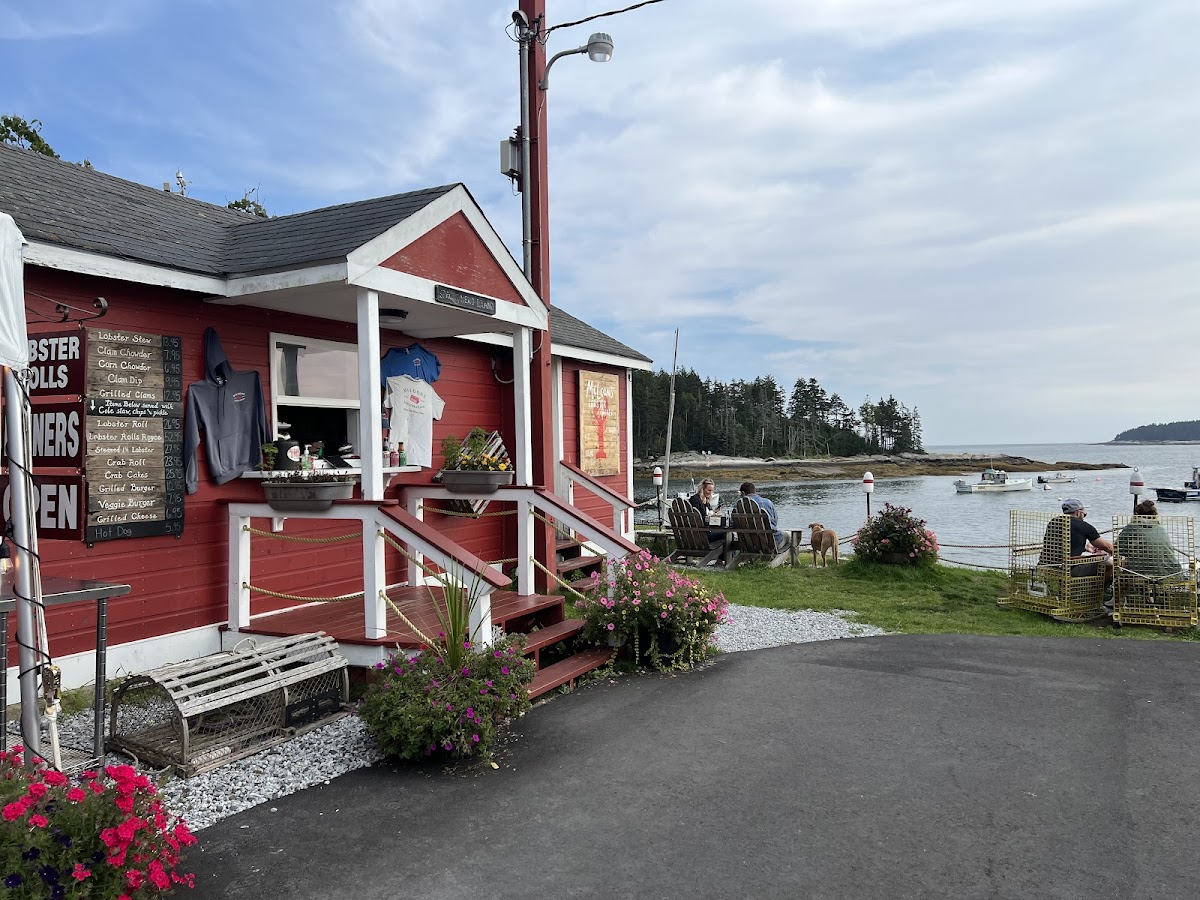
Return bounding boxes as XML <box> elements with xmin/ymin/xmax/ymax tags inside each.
<box><xmin>531</xmin><ymin>557</ymin><xmax>593</xmax><ymax>602</ymax></box>
<box><xmin>417</xmin><ymin>504</ymin><xmax>517</xmax><ymax>518</ymax></box>
<box><xmin>243</xmin><ymin>525</ymin><xmax>363</xmax><ymax>544</ymax></box>
<box><xmin>242</xmin><ymin>582</ymin><xmax>365</xmax><ymax>603</ymax></box>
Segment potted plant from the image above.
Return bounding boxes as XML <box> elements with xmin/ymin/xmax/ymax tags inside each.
<box><xmin>261</xmin><ymin>470</ymin><xmax>356</xmax><ymax>512</ymax></box>
<box><xmin>851</xmin><ymin>503</ymin><xmax>939</xmax><ymax>565</ymax></box>
<box><xmin>439</xmin><ymin>427</ymin><xmax>514</xmax><ymax>494</ymax></box>
<box><xmin>259</xmin><ymin>442</ymin><xmax>279</xmax><ymax>471</ymax></box>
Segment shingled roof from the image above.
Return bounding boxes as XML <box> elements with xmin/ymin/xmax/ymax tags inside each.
<box><xmin>0</xmin><ymin>144</ymin><xmax>651</xmax><ymax>364</ymax></box>
<box><xmin>550</xmin><ymin>305</ymin><xmax>651</xmax><ymax>363</ymax></box>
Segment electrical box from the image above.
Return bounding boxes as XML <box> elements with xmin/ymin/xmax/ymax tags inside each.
<box><xmin>500</xmin><ymin>138</ymin><xmax>521</xmax><ymax>180</ymax></box>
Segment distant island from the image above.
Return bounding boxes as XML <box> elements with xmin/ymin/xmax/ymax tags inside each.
<box><xmin>1112</xmin><ymin>420</ymin><xmax>1200</xmax><ymax>442</ymax></box>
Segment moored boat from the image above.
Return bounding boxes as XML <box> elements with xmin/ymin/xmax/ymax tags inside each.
<box><xmin>1155</xmin><ymin>467</ymin><xmax>1200</xmax><ymax>502</ymax></box>
<box><xmin>955</xmin><ymin>468</ymin><xmax>1033</xmax><ymax>493</ymax></box>
<box><xmin>1036</xmin><ymin>472</ymin><xmax>1076</xmax><ymax>484</ymax></box>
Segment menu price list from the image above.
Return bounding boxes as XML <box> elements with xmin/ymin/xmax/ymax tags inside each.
<box><xmin>82</xmin><ymin>330</ymin><xmax>185</xmax><ymax>543</ymax></box>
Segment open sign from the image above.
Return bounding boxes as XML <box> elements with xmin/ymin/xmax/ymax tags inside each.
<box><xmin>0</xmin><ymin>473</ymin><xmax>86</xmax><ymax>540</ymax></box>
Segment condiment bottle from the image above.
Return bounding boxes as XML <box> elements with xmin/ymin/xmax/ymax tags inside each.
<box><xmin>397</xmin><ymin>442</ymin><xmax>407</xmax><ymax>467</ymax></box>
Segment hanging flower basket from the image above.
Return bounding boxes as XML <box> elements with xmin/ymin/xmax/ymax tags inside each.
<box><xmin>441</xmin><ymin>470</ymin><xmax>514</xmax><ymax>494</ymax></box>
<box><xmin>262</xmin><ymin>476</ymin><xmax>356</xmax><ymax>511</ymax></box>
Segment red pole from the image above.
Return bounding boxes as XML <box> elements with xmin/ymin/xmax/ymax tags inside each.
<box><xmin>520</xmin><ymin>0</ymin><xmax>557</xmax><ymax>591</ymax></box>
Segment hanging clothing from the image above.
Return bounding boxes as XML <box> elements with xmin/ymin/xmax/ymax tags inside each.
<box><xmin>380</xmin><ymin>343</ymin><xmax>441</xmax><ymax>385</ymax></box>
<box><xmin>385</xmin><ymin>374</ymin><xmax>445</xmax><ymax>468</ymax></box>
<box><xmin>184</xmin><ymin>327</ymin><xmax>268</xmax><ymax>493</ymax></box>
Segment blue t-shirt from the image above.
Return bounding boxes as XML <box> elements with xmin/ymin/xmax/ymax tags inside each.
<box><xmin>381</xmin><ymin>344</ymin><xmax>441</xmax><ymax>385</ymax></box>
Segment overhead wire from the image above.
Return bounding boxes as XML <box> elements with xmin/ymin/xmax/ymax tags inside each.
<box><xmin>544</xmin><ymin>0</ymin><xmax>668</xmax><ymax>37</ymax></box>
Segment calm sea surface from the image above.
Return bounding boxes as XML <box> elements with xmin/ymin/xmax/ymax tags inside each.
<box><xmin>633</xmin><ymin>443</ymin><xmax>1200</xmax><ymax>569</ymax></box>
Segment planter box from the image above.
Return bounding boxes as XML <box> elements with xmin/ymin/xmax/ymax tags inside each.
<box><xmin>262</xmin><ymin>480</ymin><xmax>355</xmax><ymax>512</ymax></box>
<box><xmin>442</xmin><ymin>470</ymin><xmax>514</xmax><ymax>494</ymax></box>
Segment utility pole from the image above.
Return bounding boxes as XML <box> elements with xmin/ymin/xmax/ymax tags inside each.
<box><xmin>517</xmin><ymin>0</ymin><xmax>557</xmax><ymax>590</ymax></box>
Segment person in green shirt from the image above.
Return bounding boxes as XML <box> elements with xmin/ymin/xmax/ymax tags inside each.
<box><xmin>1115</xmin><ymin>500</ymin><xmax>1183</xmax><ymax>580</ymax></box>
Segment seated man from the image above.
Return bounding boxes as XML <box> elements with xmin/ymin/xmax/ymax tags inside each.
<box><xmin>1116</xmin><ymin>500</ymin><xmax>1183</xmax><ymax>580</ymax></box>
<box><xmin>738</xmin><ymin>481</ymin><xmax>788</xmax><ymax>553</ymax></box>
<box><xmin>1040</xmin><ymin>498</ymin><xmax>1114</xmax><ymax>581</ymax></box>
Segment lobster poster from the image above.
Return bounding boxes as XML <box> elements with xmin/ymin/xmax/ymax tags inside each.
<box><xmin>578</xmin><ymin>370</ymin><xmax>620</xmax><ymax>477</ymax></box>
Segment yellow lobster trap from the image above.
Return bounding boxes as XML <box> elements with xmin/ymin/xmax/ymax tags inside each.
<box><xmin>1003</xmin><ymin>510</ymin><xmax>1107</xmax><ymax>621</ymax></box>
<box><xmin>1110</xmin><ymin>514</ymin><xmax>1197</xmax><ymax>628</ymax></box>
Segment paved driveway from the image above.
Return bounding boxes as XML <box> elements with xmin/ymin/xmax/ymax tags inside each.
<box><xmin>188</xmin><ymin>635</ymin><xmax>1200</xmax><ymax>899</ymax></box>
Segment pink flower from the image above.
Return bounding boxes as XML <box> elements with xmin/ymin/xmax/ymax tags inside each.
<box><xmin>72</xmin><ymin>864</ymin><xmax>91</xmax><ymax>882</ymax></box>
<box><xmin>607</xmin><ymin>623</ymin><xmax>615</xmax><ymax>630</ymax></box>
<box><xmin>66</xmin><ymin>787</ymin><xmax>87</xmax><ymax>803</ymax></box>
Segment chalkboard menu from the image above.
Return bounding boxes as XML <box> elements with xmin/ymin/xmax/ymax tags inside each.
<box><xmin>82</xmin><ymin>329</ymin><xmax>185</xmax><ymax>542</ymax></box>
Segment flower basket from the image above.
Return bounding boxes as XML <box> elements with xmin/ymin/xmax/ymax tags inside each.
<box><xmin>441</xmin><ymin>470</ymin><xmax>514</xmax><ymax>494</ymax></box>
<box><xmin>262</xmin><ymin>478</ymin><xmax>355</xmax><ymax>511</ymax></box>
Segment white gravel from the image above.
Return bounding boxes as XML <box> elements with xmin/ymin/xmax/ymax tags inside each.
<box><xmin>7</xmin><ymin>604</ymin><xmax>885</xmax><ymax>831</ymax></box>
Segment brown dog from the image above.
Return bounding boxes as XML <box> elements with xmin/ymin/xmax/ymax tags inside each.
<box><xmin>808</xmin><ymin>523</ymin><xmax>839</xmax><ymax>567</ymax></box>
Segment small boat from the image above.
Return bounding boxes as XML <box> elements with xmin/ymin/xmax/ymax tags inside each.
<box><xmin>954</xmin><ymin>468</ymin><xmax>1033</xmax><ymax>493</ymax></box>
<box><xmin>1037</xmin><ymin>472</ymin><xmax>1077</xmax><ymax>484</ymax></box>
<box><xmin>1155</xmin><ymin>467</ymin><xmax>1200</xmax><ymax>503</ymax></box>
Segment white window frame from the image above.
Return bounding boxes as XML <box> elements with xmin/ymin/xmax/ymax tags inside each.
<box><xmin>268</xmin><ymin>332</ymin><xmax>362</xmax><ymax>442</ymax></box>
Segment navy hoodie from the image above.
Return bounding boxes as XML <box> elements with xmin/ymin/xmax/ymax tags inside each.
<box><xmin>184</xmin><ymin>327</ymin><xmax>268</xmax><ymax>493</ymax></box>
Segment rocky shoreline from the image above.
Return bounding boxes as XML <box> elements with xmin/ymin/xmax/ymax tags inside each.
<box><xmin>634</xmin><ymin>452</ymin><xmax>1125</xmax><ymax>482</ymax></box>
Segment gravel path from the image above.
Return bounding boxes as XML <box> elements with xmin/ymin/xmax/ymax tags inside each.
<box><xmin>7</xmin><ymin>605</ymin><xmax>886</xmax><ymax>831</ymax></box>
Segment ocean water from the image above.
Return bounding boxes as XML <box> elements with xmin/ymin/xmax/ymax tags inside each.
<box><xmin>634</xmin><ymin>443</ymin><xmax>1200</xmax><ymax>569</ymax></box>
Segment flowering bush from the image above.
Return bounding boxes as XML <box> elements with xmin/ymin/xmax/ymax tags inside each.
<box><xmin>359</xmin><ymin>634</ymin><xmax>535</xmax><ymax>762</ymax></box>
<box><xmin>440</xmin><ymin>427</ymin><xmax>510</xmax><ymax>472</ymax></box>
<box><xmin>852</xmin><ymin>503</ymin><xmax>939</xmax><ymax>565</ymax></box>
<box><xmin>0</xmin><ymin>747</ymin><xmax>196</xmax><ymax>899</ymax></box>
<box><xmin>577</xmin><ymin>549</ymin><xmax>730</xmax><ymax>671</ymax></box>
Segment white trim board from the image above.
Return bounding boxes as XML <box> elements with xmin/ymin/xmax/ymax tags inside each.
<box><xmin>24</xmin><ymin>242</ymin><xmax>226</xmax><ymax>295</ymax></box>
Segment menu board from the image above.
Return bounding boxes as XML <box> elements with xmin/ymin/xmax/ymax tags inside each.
<box><xmin>82</xmin><ymin>329</ymin><xmax>185</xmax><ymax>542</ymax></box>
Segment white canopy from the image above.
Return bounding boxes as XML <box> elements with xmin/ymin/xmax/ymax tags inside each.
<box><xmin>0</xmin><ymin>212</ymin><xmax>28</xmax><ymax>369</ymax></box>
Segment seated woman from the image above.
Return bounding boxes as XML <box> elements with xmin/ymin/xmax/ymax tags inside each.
<box><xmin>689</xmin><ymin>478</ymin><xmax>723</xmax><ymax>543</ymax></box>
<box><xmin>1115</xmin><ymin>500</ymin><xmax>1183</xmax><ymax>580</ymax></box>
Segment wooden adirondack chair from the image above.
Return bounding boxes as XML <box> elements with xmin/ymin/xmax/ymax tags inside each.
<box><xmin>729</xmin><ymin>496</ymin><xmax>792</xmax><ymax>568</ymax></box>
<box><xmin>667</xmin><ymin>497</ymin><xmax>723</xmax><ymax>567</ymax></box>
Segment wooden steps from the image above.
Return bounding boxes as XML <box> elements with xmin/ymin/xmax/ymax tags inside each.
<box><xmin>529</xmin><ymin>648</ymin><xmax>613</xmax><ymax>699</ymax></box>
<box><xmin>521</xmin><ymin>618</ymin><xmax>585</xmax><ymax>667</ymax></box>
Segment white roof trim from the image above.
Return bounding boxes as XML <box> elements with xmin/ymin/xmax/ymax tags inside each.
<box><xmin>352</xmin><ymin>267</ymin><xmax>547</xmax><ymax>331</ymax></box>
<box><xmin>223</xmin><ymin>262</ymin><xmax>347</xmax><ymax>298</ymax></box>
<box><xmin>455</xmin><ymin>331</ymin><xmax>653</xmax><ymax>370</ymax></box>
<box><xmin>23</xmin><ymin>241</ymin><xmax>227</xmax><ymax>295</ymax></box>
<box><xmin>345</xmin><ymin>186</ymin><xmax>547</xmax><ymax>317</ymax></box>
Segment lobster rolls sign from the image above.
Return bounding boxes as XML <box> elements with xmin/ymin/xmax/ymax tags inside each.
<box><xmin>578</xmin><ymin>370</ymin><xmax>621</xmax><ymax>477</ymax></box>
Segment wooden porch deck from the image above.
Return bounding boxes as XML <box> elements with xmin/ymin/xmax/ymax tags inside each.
<box><xmin>235</xmin><ymin>587</ymin><xmax>565</xmax><ymax>651</ymax></box>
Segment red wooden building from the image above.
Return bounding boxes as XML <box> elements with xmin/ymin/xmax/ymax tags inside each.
<box><xmin>0</xmin><ymin>144</ymin><xmax>651</xmax><ymax>699</ymax></box>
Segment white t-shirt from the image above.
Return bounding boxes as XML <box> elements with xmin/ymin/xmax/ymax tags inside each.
<box><xmin>385</xmin><ymin>375</ymin><xmax>445</xmax><ymax>467</ymax></box>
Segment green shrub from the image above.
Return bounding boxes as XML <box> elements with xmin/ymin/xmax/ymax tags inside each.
<box><xmin>359</xmin><ymin>635</ymin><xmax>535</xmax><ymax>761</ymax></box>
<box><xmin>852</xmin><ymin>503</ymin><xmax>939</xmax><ymax>565</ymax></box>
<box><xmin>577</xmin><ymin>549</ymin><xmax>730</xmax><ymax>670</ymax></box>
<box><xmin>0</xmin><ymin>748</ymin><xmax>196</xmax><ymax>898</ymax></box>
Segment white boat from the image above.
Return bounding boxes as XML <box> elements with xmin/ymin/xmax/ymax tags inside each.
<box><xmin>1036</xmin><ymin>472</ymin><xmax>1077</xmax><ymax>484</ymax></box>
<box><xmin>954</xmin><ymin>468</ymin><xmax>1033</xmax><ymax>493</ymax></box>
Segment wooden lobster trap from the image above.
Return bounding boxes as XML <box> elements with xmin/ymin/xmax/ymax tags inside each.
<box><xmin>108</xmin><ymin>633</ymin><xmax>348</xmax><ymax>777</ymax></box>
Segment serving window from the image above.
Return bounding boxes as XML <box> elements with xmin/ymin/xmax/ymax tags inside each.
<box><xmin>269</xmin><ymin>333</ymin><xmax>361</xmax><ymax>455</ymax></box>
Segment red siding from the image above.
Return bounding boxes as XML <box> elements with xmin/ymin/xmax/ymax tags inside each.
<box><xmin>381</xmin><ymin>212</ymin><xmax>526</xmax><ymax>307</ymax></box>
<box><xmin>560</xmin><ymin>361</ymin><xmax>630</xmax><ymax>523</ymax></box>
<box><xmin>15</xmin><ymin>268</ymin><xmax>516</xmax><ymax>661</ymax></box>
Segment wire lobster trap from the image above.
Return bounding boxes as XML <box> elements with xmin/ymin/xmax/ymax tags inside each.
<box><xmin>1111</xmin><ymin>514</ymin><xmax>1197</xmax><ymax>628</ymax></box>
<box><xmin>1003</xmin><ymin>510</ymin><xmax>1107</xmax><ymax>621</ymax></box>
<box><xmin>108</xmin><ymin>633</ymin><xmax>348</xmax><ymax>777</ymax></box>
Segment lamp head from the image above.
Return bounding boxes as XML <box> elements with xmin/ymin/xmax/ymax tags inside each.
<box><xmin>586</xmin><ymin>32</ymin><xmax>614</xmax><ymax>62</ymax></box>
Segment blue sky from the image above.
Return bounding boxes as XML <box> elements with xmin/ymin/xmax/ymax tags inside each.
<box><xmin>3</xmin><ymin>0</ymin><xmax>1198</xmax><ymax>445</ymax></box>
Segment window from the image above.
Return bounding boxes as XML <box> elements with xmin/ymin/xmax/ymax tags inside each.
<box><xmin>269</xmin><ymin>333</ymin><xmax>362</xmax><ymax>456</ymax></box>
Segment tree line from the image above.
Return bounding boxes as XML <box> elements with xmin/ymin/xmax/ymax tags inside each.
<box><xmin>631</xmin><ymin>370</ymin><xmax>924</xmax><ymax>460</ymax></box>
<box><xmin>1112</xmin><ymin>420</ymin><xmax>1200</xmax><ymax>442</ymax></box>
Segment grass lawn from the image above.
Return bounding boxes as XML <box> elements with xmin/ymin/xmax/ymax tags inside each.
<box><xmin>694</xmin><ymin>559</ymin><xmax>1200</xmax><ymax>642</ymax></box>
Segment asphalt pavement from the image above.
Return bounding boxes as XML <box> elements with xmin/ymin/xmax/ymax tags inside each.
<box><xmin>186</xmin><ymin>634</ymin><xmax>1200</xmax><ymax>900</ymax></box>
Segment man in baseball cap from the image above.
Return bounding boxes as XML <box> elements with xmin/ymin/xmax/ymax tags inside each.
<box><xmin>1060</xmin><ymin>498</ymin><xmax>1114</xmax><ymax>576</ymax></box>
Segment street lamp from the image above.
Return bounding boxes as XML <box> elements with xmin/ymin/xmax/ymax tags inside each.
<box><xmin>540</xmin><ymin>32</ymin><xmax>614</xmax><ymax>88</ymax></box>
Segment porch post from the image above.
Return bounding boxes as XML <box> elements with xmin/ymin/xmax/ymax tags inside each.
<box><xmin>469</xmin><ymin>588</ymin><xmax>494</xmax><ymax>649</ymax></box>
<box><xmin>356</xmin><ymin>287</ymin><xmax>384</xmax><ymax>501</ymax></box>
<box><xmin>512</xmin><ymin>326</ymin><xmax>534</xmax><ymax>486</ymax></box>
<box><xmin>228</xmin><ymin>511</ymin><xmax>251</xmax><ymax>629</ymax></box>
<box><xmin>516</xmin><ymin>495</ymin><xmax>533</xmax><ymax>595</ymax></box>
<box><xmin>625</xmin><ymin>369</ymin><xmax>635</xmax><ymax>537</ymax></box>
<box><xmin>406</xmin><ymin>492</ymin><xmax>425</xmax><ymax>585</ymax></box>
<box><xmin>363</xmin><ymin>515</ymin><xmax>386</xmax><ymax>640</ymax></box>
